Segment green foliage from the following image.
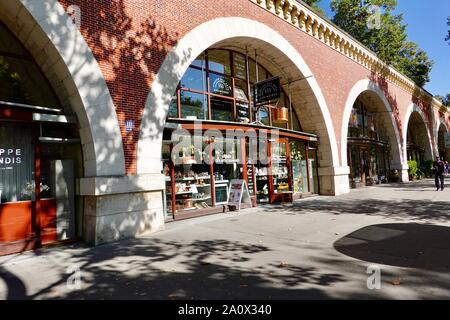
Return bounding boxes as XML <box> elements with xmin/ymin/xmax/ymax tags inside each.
<box><xmin>422</xmin><ymin>159</ymin><xmax>435</xmax><ymax>178</ymax></box>
<box><xmin>408</xmin><ymin>160</ymin><xmax>425</xmax><ymax>179</ymax></box>
<box><xmin>330</xmin><ymin>0</ymin><xmax>433</xmax><ymax>87</ymax></box>
<box><xmin>407</xmin><ymin>160</ymin><xmax>418</xmax><ymax>177</ymax></box>
<box><xmin>434</xmin><ymin>94</ymin><xmax>450</xmax><ymax>106</ymax></box>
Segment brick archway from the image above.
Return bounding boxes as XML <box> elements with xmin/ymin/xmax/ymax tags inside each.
<box><xmin>341</xmin><ymin>79</ymin><xmax>405</xmax><ymax>182</ymax></box>
<box><xmin>403</xmin><ymin>104</ymin><xmax>434</xmax><ymax>163</ymax></box>
<box><xmin>0</xmin><ymin>0</ymin><xmax>125</xmax><ymax>177</ymax></box>
<box><xmin>138</xmin><ymin>17</ymin><xmax>349</xmax><ymax>195</ymax></box>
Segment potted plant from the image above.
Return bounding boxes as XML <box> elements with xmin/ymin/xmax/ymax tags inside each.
<box><xmin>407</xmin><ymin>160</ymin><xmax>418</xmax><ymax>181</ymax></box>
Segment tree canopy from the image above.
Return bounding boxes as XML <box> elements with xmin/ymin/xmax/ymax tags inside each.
<box><xmin>330</xmin><ymin>0</ymin><xmax>433</xmax><ymax>87</ymax></box>
<box><xmin>435</xmin><ymin>94</ymin><xmax>450</xmax><ymax>106</ymax></box>
<box><xmin>302</xmin><ymin>0</ymin><xmax>325</xmax><ymax>15</ymax></box>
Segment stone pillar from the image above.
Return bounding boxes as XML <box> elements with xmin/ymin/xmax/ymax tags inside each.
<box><xmin>79</xmin><ymin>174</ymin><xmax>166</xmax><ymax>246</ymax></box>
<box><xmin>391</xmin><ymin>162</ymin><xmax>409</xmax><ymax>183</ymax></box>
<box><xmin>318</xmin><ymin>166</ymin><xmax>350</xmax><ymax>195</ymax></box>
<box><xmin>50</xmin><ymin>160</ymin><xmax>75</xmax><ymax>240</ymax></box>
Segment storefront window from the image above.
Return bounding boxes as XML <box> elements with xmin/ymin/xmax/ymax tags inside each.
<box><xmin>180</xmin><ymin>67</ymin><xmax>206</xmax><ymax>92</ymax></box>
<box><xmin>209</xmin><ymin>72</ymin><xmax>233</xmax><ymax>97</ymax></box>
<box><xmin>290</xmin><ymin>141</ymin><xmax>308</xmax><ymax>193</ymax></box>
<box><xmin>233</xmin><ymin>52</ymin><xmax>247</xmax><ymax>79</ymax></box>
<box><xmin>0</xmin><ymin>24</ymin><xmax>82</xmax><ymax>253</ymax></box>
<box><xmin>0</xmin><ymin>54</ymin><xmax>59</xmax><ymax>109</ymax></box>
<box><xmin>271</xmin><ymin>141</ymin><xmax>289</xmax><ymax>195</ymax></box>
<box><xmin>180</xmin><ymin>91</ymin><xmax>207</xmax><ymax>120</ymax></box>
<box><xmin>213</xmin><ymin>137</ymin><xmax>243</xmax><ymax>199</ymax></box>
<box><xmin>168</xmin><ymin>95</ymin><xmax>178</xmax><ymax>118</ymax></box>
<box><xmin>0</xmin><ymin>124</ymin><xmax>34</xmax><ymax>203</ymax></box>
<box><xmin>170</xmin><ymin>134</ymin><xmax>212</xmax><ymax>212</ymax></box>
<box><xmin>168</xmin><ymin>48</ymin><xmax>304</xmax><ymax>132</ymax></box>
<box><xmin>235</xmin><ymin>79</ymin><xmax>250</xmax><ymax>123</ymax></box>
<box><xmin>256</xmin><ymin>106</ymin><xmax>270</xmax><ymax>125</ymax></box>
<box><xmin>211</xmin><ymin>98</ymin><xmax>233</xmax><ymax>122</ymax></box>
<box><xmin>208</xmin><ymin>49</ymin><xmax>231</xmax><ymax>75</ymax></box>
<box><xmin>191</xmin><ymin>52</ymin><xmax>206</xmax><ymax>69</ymax></box>
<box><xmin>255</xmin><ymin>141</ymin><xmax>269</xmax><ymax>203</ymax></box>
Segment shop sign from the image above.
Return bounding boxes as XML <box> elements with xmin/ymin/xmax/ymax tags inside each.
<box><xmin>255</xmin><ymin>76</ymin><xmax>281</xmax><ymax>105</ymax></box>
<box><xmin>0</xmin><ymin>148</ymin><xmax>22</xmax><ymax>170</ymax></box>
<box><xmin>212</xmin><ymin>77</ymin><xmax>232</xmax><ymax>96</ymax></box>
<box><xmin>227</xmin><ymin>179</ymin><xmax>252</xmax><ymax>210</ymax></box>
<box><xmin>445</xmin><ymin>132</ymin><xmax>450</xmax><ymax>148</ymax></box>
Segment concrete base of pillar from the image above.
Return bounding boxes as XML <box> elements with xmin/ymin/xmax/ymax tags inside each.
<box><xmin>318</xmin><ymin>166</ymin><xmax>351</xmax><ymax>196</ymax></box>
<box><xmin>391</xmin><ymin>164</ymin><xmax>410</xmax><ymax>183</ymax></box>
<box><xmin>79</xmin><ymin>174</ymin><xmax>166</xmax><ymax>246</ymax></box>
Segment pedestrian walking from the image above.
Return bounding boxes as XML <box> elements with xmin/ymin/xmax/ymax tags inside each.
<box><xmin>445</xmin><ymin>161</ymin><xmax>449</xmax><ymax>176</ymax></box>
<box><xmin>433</xmin><ymin>156</ymin><xmax>445</xmax><ymax>191</ymax></box>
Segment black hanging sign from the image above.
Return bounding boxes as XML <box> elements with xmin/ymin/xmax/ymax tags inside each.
<box><xmin>254</xmin><ymin>76</ymin><xmax>281</xmax><ymax>105</ymax></box>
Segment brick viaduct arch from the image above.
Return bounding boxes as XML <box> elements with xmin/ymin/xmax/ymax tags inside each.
<box><xmin>403</xmin><ymin>104</ymin><xmax>434</xmax><ymax>163</ymax></box>
<box><xmin>137</xmin><ymin>17</ymin><xmax>349</xmax><ymax>195</ymax></box>
<box><xmin>340</xmin><ymin>79</ymin><xmax>405</xmax><ymax>181</ymax></box>
<box><xmin>0</xmin><ymin>0</ymin><xmax>125</xmax><ymax>177</ymax></box>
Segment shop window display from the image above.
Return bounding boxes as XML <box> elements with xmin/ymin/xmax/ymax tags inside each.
<box><xmin>168</xmin><ymin>48</ymin><xmax>303</xmax><ymax>129</ymax></box>
<box><xmin>162</xmin><ymin>47</ymin><xmax>320</xmax><ymax>219</ymax></box>
<box><xmin>208</xmin><ymin>49</ymin><xmax>231</xmax><ymax>75</ymax></box>
<box><xmin>180</xmin><ymin>91</ymin><xmax>207</xmax><ymax>120</ymax></box>
<box><xmin>347</xmin><ymin>97</ymin><xmax>390</xmax><ymax>188</ymax></box>
<box><xmin>255</xmin><ymin>141</ymin><xmax>270</xmax><ymax>203</ymax></box>
<box><xmin>213</xmin><ymin>137</ymin><xmax>243</xmax><ymax>201</ymax></box>
<box><xmin>0</xmin><ymin>124</ymin><xmax>34</xmax><ymax>203</ymax></box>
<box><xmin>165</xmin><ymin>136</ymin><xmax>212</xmax><ymax>213</ymax></box>
<box><xmin>0</xmin><ymin>23</ymin><xmax>82</xmax><ymax>255</ymax></box>
<box><xmin>290</xmin><ymin>140</ymin><xmax>308</xmax><ymax>194</ymax></box>
<box><xmin>180</xmin><ymin>67</ymin><xmax>206</xmax><ymax>92</ymax></box>
<box><xmin>211</xmin><ymin>97</ymin><xmax>233</xmax><ymax>122</ymax></box>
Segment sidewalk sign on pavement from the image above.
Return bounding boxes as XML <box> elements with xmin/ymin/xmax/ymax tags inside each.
<box><xmin>227</xmin><ymin>179</ymin><xmax>251</xmax><ymax>210</ymax></box>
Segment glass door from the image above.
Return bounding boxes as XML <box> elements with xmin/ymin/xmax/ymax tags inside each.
<box><xmin>269</xmin><ymin>138</ymin><xmax>292</xmax><ymax>203</ymax></box>
<box><xmin>254</xmin><ymin>139</ymin><xmax>270</xmax><ymax>204</ymax></box>
<box><xmin>290</xmin><ymin>140</ymin><xmax>308</xmax><ymax>195</ymax></box>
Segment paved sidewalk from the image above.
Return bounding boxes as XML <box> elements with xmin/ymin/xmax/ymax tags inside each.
<box><xmin>1</xmin><ymin>179</ymin><xmax>450</xmax><ymax>299</ymax></box>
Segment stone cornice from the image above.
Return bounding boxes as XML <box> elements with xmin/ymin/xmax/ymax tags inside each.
<box><xmin>249</xmin><ymin>0</ymin><xmax>447</xmax><ymax>113</ymax></box>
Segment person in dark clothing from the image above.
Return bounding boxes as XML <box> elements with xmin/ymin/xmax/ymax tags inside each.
<box><xmin>433</xmin><ymin>156</ymin><xmax>445</xmax><ymax>191</ymax></box>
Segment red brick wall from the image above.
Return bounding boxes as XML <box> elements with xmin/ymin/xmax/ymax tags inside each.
<box><xmin>57</xmin><ymin>0</ymin><xmax>436</xmax><ymax>173</ymax></box>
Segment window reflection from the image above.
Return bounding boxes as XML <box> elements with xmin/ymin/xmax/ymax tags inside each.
<box><xmin>208</xmin><ymin>49</ymin><xmax>231</xmax><ymax>75</ymax></box>
<box><xmin>180</xmin><ymin>67</ymin><xmax>206</xmax><ymax>92</ymax></box>
<box><xmin>211</xmin><ymin>98</ymin><xmax>233</xmax><ymax>122</ymax></box>
<box><xmin>180</xmin><ymin>91</ymin><xmax>207</xmax><ymax>120</ymax></box>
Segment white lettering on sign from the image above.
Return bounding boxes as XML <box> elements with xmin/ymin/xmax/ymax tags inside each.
<box><xmin>0</xmin><ymin>148</ymin><xmax>23</xmax><ymax>169</ymax></box>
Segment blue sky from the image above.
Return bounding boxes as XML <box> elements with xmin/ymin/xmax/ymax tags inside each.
<box><xmin>317</xmin><ymin>0</ymin><xmax>450</xmax><ymax>97</ymax></box>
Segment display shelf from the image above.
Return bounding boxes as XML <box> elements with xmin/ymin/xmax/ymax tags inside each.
<box><xmin>167</xmin><ymin>190</ymin><xmax>193</xmax><ymax>195</ymax></box>
<box><xmin>192</xmin><ymin>196</ymin><xmax>211</xmax><ymax>201</ymax></box>
<box><xmin>174</xmin><ymin>177</ymin><xmax>195</xmax><ymax>181</ymax></box>
<box><xmin>214</xmin><ymin>180</ymin><xmax>229</xmax><ymax>184</ymax></box>
<box><xmin>180</xmin><ymin>207</ymin><xmax>197</xmax><ymax>211</ymax></box>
